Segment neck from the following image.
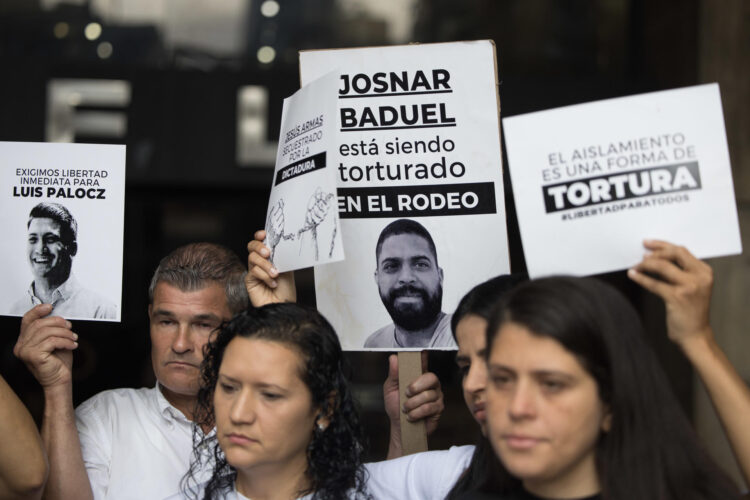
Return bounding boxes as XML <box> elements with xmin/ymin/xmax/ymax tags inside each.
<box><xmin>235</xmin><ymin>454</ymin><xmax>310</xmax><ymax>500</ymax></box>
<box><xmin>523</xmin><ymin>453</ymin><xmax>600</xmax><ymax>499</ymax></box>
<box><xmin>158</xmin><ymin>383</ymin><xmax>198</xmax><ymax>422</ymax></box>
<box><xmin>33</xmin><ymin>274</ymin><xmax>68</xmax><ymax>302</ymax></box>
<box><xmin>394</xmin><ymin>312</ymin><xmax>443</xmax><ymax>348</ymax></box>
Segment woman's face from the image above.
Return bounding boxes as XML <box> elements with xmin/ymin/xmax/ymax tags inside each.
<box><xmin>214</xmin><ymin>337</ymin><xmax>318</xmax><ymax>478</ymax></box>
<box><xmin>485</xmin><ymin>322</ymin><xmax>609</xmax><ymax>498</ymax></box>
<box><xmin>455</xmin><ymin>314</ymin><xmax>489</xmax><ymax>434</ymax></box>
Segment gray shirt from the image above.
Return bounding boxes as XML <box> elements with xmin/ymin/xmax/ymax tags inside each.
<box><xmin>364</xmin><ymin>312</ymin><xmax>457</xmax><ymax>349</ymax></box>
<box><xmin>10</xmin><ymin>274</ymin><xmax>117</xmax><ymax>320</ymax></box>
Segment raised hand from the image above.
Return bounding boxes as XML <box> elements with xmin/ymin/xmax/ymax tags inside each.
<box><xmin>14</xmin><ymin>303</ymin><xmax>78</xmax><ymax>391</ymax></box>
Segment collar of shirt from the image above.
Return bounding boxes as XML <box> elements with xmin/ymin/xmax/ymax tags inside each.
<box><xmin>154</xmin><ymin>383</ymin><xmax>193</xmax><ymax>424</ymax></box>
<box><xmin>28</xmin><ymin>274</ymin><xmax>81</xmax><ymax>305</ymax></box>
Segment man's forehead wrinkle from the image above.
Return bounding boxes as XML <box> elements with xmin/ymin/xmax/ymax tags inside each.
<box><xmin>151</xmin><ymin>308</ymin><xmax>177</xmax><ymax>318</ymax></box>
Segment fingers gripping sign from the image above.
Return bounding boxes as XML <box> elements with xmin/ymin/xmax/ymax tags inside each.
<box><xmin>628</xmin><ymin>239</ymin><xmax>714</xmax><ymax>346</ymax></box>
<box><xmin>383</xmin><ymin>351</ymin><xmax>444</xmax><ymax>458</ymax></box>
<box><xmin>14</xmin><ymin>303</ymin><xmax>79</xmax><ymax>390</ymax></box>
<box><xmin>246</xmin><ymin>230</ymin><xmax>297</xmax><ymax>306</ymax></box>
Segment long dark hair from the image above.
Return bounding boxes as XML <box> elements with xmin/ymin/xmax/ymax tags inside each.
<box><xmin>183</xmin><ymin>303</ymin><xmax>370</xmax><ymax>500</ymax></box>
<box><xmin>484</xmin><ymin>276</ymin><xmax>740</xmax><ymax>500</ymax></box>
<box><xmin>446</xmin><ymin>274</ymin><xmax>527</xmax><ymax>499</ymax></box>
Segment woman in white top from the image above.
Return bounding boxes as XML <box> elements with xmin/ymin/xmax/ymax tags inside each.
<box><xmin>181</xmin><ymin>303</ymin><xmax>370</xmax><ymax>500</ymax></box>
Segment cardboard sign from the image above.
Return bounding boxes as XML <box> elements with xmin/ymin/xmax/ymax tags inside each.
<box><xmin>300</xmin><ymin>41</ymin><xmax>510</xmax><ymax>351</ymax></box>
<box><xmin>0</xmin><ymin>142</ymin><xmax>126</xmax><ymax>322</ymax></box>
<box><xmin>265</xmin><ymin>72</ymin><xmax>344</xmax><ymax>272</ymax></box>
<box><xmin>504</xmin><ymin>84</ymin><xmax>742</xmax><ymax>278</ymax></box>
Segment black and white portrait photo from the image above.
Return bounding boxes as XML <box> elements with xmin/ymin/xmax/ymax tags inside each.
<box><xmin>8</xmin><ymin>202</ymin><xmax>117</xmax><ymax>320</ymax></box>
<box><xmin>0</xmin><ymin>141</ymin><xmax>125</xmax><ymax>322</ymax></box>
<box><xmin>365</xmin><ymin>219</ymin><xmax>456</xmax><ymax>348</ymax></box>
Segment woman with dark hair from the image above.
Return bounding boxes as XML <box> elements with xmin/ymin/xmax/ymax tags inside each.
<box><xmin>476</xmin><ymin>275</ymin><xmax>741</xmax><ymax>500</ymax></box>
<box><xmin>365</xmin><ymin>274</ymin><xmax>527</xmax><ymax>498</ymax></box>
<box><xmin>444</xmin><ymin>274</ymin><xmax>527</xmax><ymax>498</ymax></box>
<box><xmin>179</xmin><ymin>303</ymin><xmax>370</xmax><ymax>500</ymax></box>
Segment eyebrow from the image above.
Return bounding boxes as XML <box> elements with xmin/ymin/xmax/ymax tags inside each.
<box><xmin>488</xmin><ymin>364</ymin><xmax>575</xmax><ymax>379</ymax></box>
<box><xmin>380</xmin><ymin>254</ymin><xmax>433</xmax><ymax>264</ymax></box>
<box><xmin>151</xmin><ymin>309</ymin><xmax>222</xmax><ymax>322</ymax></box>
<box><xmin>218</xmin><ymin>374</ymin><xmax>287</xmax><ymax>392</ymax></box>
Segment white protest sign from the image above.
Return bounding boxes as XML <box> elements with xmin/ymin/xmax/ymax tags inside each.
<box><xmin>504</xmin><ymin>84</ymin><xmax>742</xmax><ymax>278</ymax></box>
<box><xmin>0</xmin><ymin>142</ymin><xmax>125</xmax><ymax>322</ymax></box>
<box><xmin>265</xmin><ymin>72</ymin><xmax>343</xmax><ymax>273</ymax></box>
<box><xmin>300</xmin><ymin>41</ymin><xmax>510</xmax><ymax>351</ymax></box>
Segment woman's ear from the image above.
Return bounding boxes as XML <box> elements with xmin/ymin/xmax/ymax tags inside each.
<box><xmin>316</xmin><ymin>390</ymin><xmax>338</xmax><ymax>431</ymax></box>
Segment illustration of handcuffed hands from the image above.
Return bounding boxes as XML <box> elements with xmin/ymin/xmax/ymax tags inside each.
<box><xmin>304</xmin><ymin>187</ymin><xmax>334</xmax><ymax>229</ymax></box>
<box><xmin>628</xmin><ymin>239</ymin><xmax>714</xmax><ymax>349</ymax></box>
<box><xmin>265</xmin><ymin>200</ymin><xmax>295</xmax><ymax>262</ymax></box>
<box><xmin>14</xmin><ymin>304</ymin><xmax>78</xmax><ymax>391</ymax></box>
<box><xmin>246</xmin><ymin>229</ymin><xmax>297</xmax><ymax>306</ymax></box>
<box><xmin>383</xmin><ymin>351</ymin><xmax>444</xmax><ymax>459</ymax></box>
<box><xmin>297</xmin><ymin>187</ymin><xmax>335</xmax><ymax>260</ymax></box>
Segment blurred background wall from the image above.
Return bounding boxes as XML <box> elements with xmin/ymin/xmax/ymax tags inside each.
<box><xmin>0</xmin><ymin>0</ymin><xmax>747</xmax><ymax>485</ymax></box>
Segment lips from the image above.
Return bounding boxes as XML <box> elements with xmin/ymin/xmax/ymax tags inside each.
<box><xmin>31</xmin><ymin>256</ymin><xmax>53</xmax><ymax>266</ymax></box>
<box><xmin>502</xmin><ymin>434</ymin><xmax>543</xmax><ymax>450</ymax></box>
<box><xmin>471</xmin><ymin>402</ymin><xmax>486</xmax><ymax>422</ymax></box>
<box><xmin>166</xmin><ymin>360</ymin><xmax>197</xmax><ymax>369</ymax></box>
<box><xmin>226</xmin><ymin>433</ymin><xmax>258</xmax><ymax>445</ymax></box>
<box><xmin>391</xmin><ymin>285</ymin><xmax>427</xmax><ymax>299</ymax></box>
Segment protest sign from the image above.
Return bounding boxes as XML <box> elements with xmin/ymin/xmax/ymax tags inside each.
<box><xmin>0</xmin><ymin>142</ymin><xmax>125</xmax><ymax>322</ymax></box>
<box><xmin>265</xmin><ymin>72</ymin><xmax>343</xmax><ymax>273</ymax></box>
<box><xmin>300</xmin><ymin>41</ymin><xmax>510</xmax><ymax>351</ymax></box>
<box><xmin>504</xmin><ymin>84</ymin><xmax>742</xmax><ymax>278</ymax></box>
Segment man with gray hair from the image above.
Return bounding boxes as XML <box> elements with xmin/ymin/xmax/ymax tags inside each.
<box><xmin>14</xmin><ymin>242</ymin><xmax>250</xmax><ymax>500</ymax></box>
<box><xmin>11</xmin><ymin>202</ymin><xmax>117</xmax><ymax>320</ymax></box>
<box><xmin>15</xmin><ymin>239</ymin><xmax>443</xmax><ymax>499</ymax></box>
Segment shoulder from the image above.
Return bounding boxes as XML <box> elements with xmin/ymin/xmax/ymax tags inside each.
<box><xmin>365</xmin><ymin>445</ymin><xmax>475</xmax><ymax>498</ymax></box>
<box><xmin>364</xmin><ymin>323</ymin><xmax>395</xmax><ymax>348</ymax></box>
<box><xmin>367</xmin><ymin>444</ymin><xmax>474</xmax><ymax>473</ymax></box>
<box><xmin>8</xmin><ymin>289</ymin><xmax>33</xmax><ymax>315</ymax></box>
<box><xmin>76</xmin><ymin>386</ymin><xmax>155</xmax><ymax>421</ymax></box>
<box><xmin>73</xmin><ymin>287</ymin><xmax>118</xmax><ymax>319</ymax></box>
<box><xmin>430</xmin><ymin>313</ymin><xmax>457</xmax><ymax>348</ymax></box>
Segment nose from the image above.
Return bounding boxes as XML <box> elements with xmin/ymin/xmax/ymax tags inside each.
<box><xmin>171</xmin><ymin>323</ymin><xmax>193</xmax><ymax>355</ymax></box>
<box><xmin>31</xmin><ymin>239</ymin><xmax>44</xmax><ymax>254</ymax></box>
<box><xmin>396</xmin><ymin>265</ymin><xmax>416</xmax><ymax>284</ymax></box>
<box><xmin>230</xmin><ymin>390</ymin><xmax>256</xmax><ymax>424</ymax></box>
<box><xmin>508</xmin><ymin>381</ymin><xmax>536</xmax><ymax>420</ymax></box>
<box><xmin>464</xmin><ymin>360</ymin><xmax>487</xmax><ymax>396</ymax></box>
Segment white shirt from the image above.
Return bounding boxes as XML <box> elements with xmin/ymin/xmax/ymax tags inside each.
<box><xmin>365</xmin><ymin>445</ymin><xmax>475</xmax><ymax>499</ymax></box>
<box><xmin>167</xmin><ymin>482</ymin><xmax>314</xmax><ymax>500</ymax></box>
<box><xmin>76</xmin><ymin>384</ymin><xmax>212</xmax><ymax>500</ymax></box>
<box><xmin>166</xmin><ymin>446</ymin><xmax>474</xmax><ymax>499</ymax></box>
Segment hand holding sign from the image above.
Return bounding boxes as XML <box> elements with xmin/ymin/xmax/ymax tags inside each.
<box><xmin>14</xmin><ymin>304</ymin><xmax>78</xmax><ymax>390</ymax></box>
<box><xmin>246</xmin><ymin>230</ymin><xmax>296</xmax><ymax>306</ymax></box>
<box><xmin>628</xmin><ymin>240</ymin><xmax>713</xmax><ymax>347</ymax></box>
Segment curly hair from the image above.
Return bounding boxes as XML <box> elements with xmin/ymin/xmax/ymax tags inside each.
<box><xmin>182</xmin><ymin>303</ymin><xmax>370</xmax><ymax>500</ymax></box>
